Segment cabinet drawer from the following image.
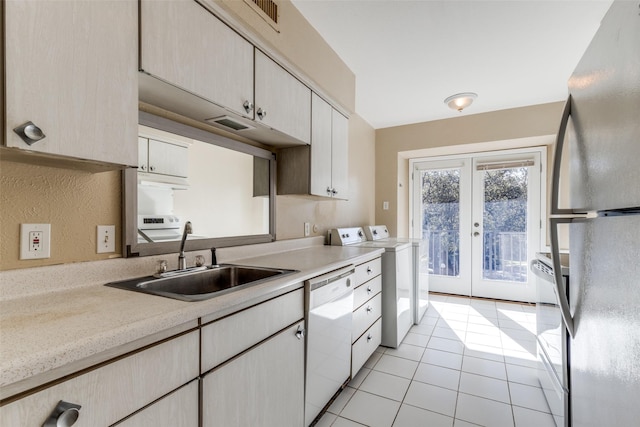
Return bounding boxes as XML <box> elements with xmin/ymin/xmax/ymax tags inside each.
<box><xmin>116</xmin><ymin>380</ymin><xmax>199</xmax><ymax>427</ymax></box>
<box><xmin>0</xmin><ymin>331</ymin><xmax>199</xmax><ymax>427</ymax></box>
<box><xmin>352</xmin><ymin>318</ymin><xmax>382</xmax><ymax>377</ymax></box>
<box><xmin>354</xmin><ymin>275</ymin><xmax>382</xmax><ymax>310</ymax></box>
<box><xmin>354</xmin><ymin>258</ymin><xmax>381</xmax><ymax>286</ymax></box>
<box><xmin>201</xmin><ymin>288</ymin><xmax>304</xmax><ymax>372</ymax></box>
<box><xmin>352</xmin><ymin>292</ymin><xmax>382</xmax><ymax>343</ymax></box>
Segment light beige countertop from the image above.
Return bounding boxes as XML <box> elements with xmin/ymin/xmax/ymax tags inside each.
<box><xmin>0</xmin><ymin>241</ymin><xmax>383</xmax><ymax>399</ymax></box>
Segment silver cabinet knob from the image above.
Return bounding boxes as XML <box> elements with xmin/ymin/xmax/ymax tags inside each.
<box><xmin>331</xmin><ymin>188</ymin><xmax>338</xmax><ymax>196</ymax></box>
<box><xmin>326</xmin><ymin>187</ymin><xmax>332</xmax><ymax>196</ymax></box>
<box><xmin>474</xmin><ymin>222</ymin><xmax>480</xmax><ymax>228</ymax></box>
<box><xmin>367</xmin><ymin>286</ymin><xmax>372</xmax><ymax>294</ymax></box>
<box><xmin>366</xmin><ymin>306</ymin><xmax>373</xmax><ymax>313</ymax></box>
<box><xmin>473</xmin><ymin>231</ymin><xmax>480</xmax><ymax>237</ymax></box>
<box><xmin>13</xmin><ymin>121</ymin><xmax>46</xmax><ymax>145</ymax></box>
<box><xmin>366</xmin><ymin>267</ymin><xmax>372</xmax><ymax>274</ymax></box>
<box><xmin>149</xmin><ymin>166</ymin><xmax>156</xmax><ymax>172</ymax></box>
<box><xmin>295</xmin><ymin>325</ymin><xmax>305</xmax><ymax>340</ymax></box>
<box><xmin>256</xmin><ymin>108</ymin><xmax>267</xmax><ymax>120</ymax></box>
<box><xmin>139</xmin><ymin>164</ymin><xmax>147</xmax><ymax>171</ymax></box>
<box><xmin>43</xmin><ymin>401</ymin><xmax>81</xmax><ymax>427</ymax></box>
<box><xmin>366</xmin><ymin>334</ymin><xmax>373</xmax><ymax>342</ymax></box>
<box><xmin>243</xmin><ymin>100</ymin><xmax>254</xmax><ymax>113</ymax></box>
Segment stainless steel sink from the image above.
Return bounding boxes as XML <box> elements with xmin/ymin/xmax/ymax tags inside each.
<box><xmin>105</xmin><ymin>264</ymin><xmax>298</xmax><ymax>302</ymax></box>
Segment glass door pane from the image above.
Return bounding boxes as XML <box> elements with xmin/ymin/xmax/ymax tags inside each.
<box><xmin>481</xmin><ymin>167</ymin><xmax>529</xmax><ymax>282</ymax></box>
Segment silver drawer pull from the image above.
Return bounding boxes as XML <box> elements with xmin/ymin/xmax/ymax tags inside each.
<box><xmin>366</xmin><ymin>306</ymin><xmax>373</xmax><ymax>313</ymax></box>
<box><xmin>367</xmin><ymin>334</ymin><xmax>373</xmax><ymax>342</ymax></box>
<box><xmin>43</xmin><ymin>400</ymin><xmax>81</xmax><ymax>427</ymax></box>
<box><xmin>366</xmin><ymin>267</ymin><xmax>372</xmax><ymax>274</ymax></box>
<box><xmin>295</xmin><ymin>325</ymin><xmax>305</xmax><ymax>340</ymax></box>
<box><xmin>366</xmin><ymin>286</ymin><xmax>372</xmax><ymax>294</ymax></box>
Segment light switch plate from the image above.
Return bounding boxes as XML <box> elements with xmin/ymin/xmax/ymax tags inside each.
<box><xmin>97</xmin><ymin>225</ymin><xmax>116</xmax><ymax>253</ymax></box>
<box><xmin>20</xmin><ymin>223</ymin><xmax>51</xmax><ymax>259</ymax></box>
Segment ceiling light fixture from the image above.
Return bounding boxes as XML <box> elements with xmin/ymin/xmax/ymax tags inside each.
<box><xmin>444</xmin><ymin>92</ymin><xmax>478</xmax><ymax>112</ymax></box>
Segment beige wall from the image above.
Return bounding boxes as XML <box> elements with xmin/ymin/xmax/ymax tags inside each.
<box><xmin>0</xmin><ymin>161</ymin><xmax>122</xmax><ymax>269</ymax></box>
<box><xmin>375</xmin><ymin>102</ymin><xmax>565</xmax><ymax>238</ymax></box>
<box><xmin>1</xmin><ymin>0</ymin><xmax>368</xmax><ymax>271</ymax></box>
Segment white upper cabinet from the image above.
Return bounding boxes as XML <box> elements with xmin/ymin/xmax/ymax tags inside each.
<box><xmin>139</xmin><ymin>0</ymin><xmax>254</xmax><ymax>118</ymax></box>
<box><xmin>254</xmin><ymin>50</ymin><xmax>311</xmax><ymax>145</ymax></box>
<box><xmin>4</xmin><ymin>0</ymin><xmax>138</xmax><ymax>167</ymax></box>
<box><xmin>277</xmin><ymin>93</ymin><xmax>349</xmax><ymax>199</ymax></box>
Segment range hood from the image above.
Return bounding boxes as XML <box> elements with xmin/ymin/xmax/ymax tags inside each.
<box><xmin>139</xmin><ymin>72</ymin><xmax>304</xmax><ymax>148</ymax></box>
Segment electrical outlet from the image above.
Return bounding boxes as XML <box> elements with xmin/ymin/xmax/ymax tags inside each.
<box><xmin>20</xmin><ymin>224</ymin><xmax>51</xmax><ymax>260</ymax></box>
<box><xmin>383</xmin><ymin>201</ymin><xmax>389</xmax><ymax>210</ymax></box>
<box><xmin>304</xmin><ymin>222</ymin><xmax>310</xmax><ymax>237</ymax></box>
<box><xmin>97</xmin><ymin>225</ymin><xmax>116</xmax><ymax>253</ymax></box>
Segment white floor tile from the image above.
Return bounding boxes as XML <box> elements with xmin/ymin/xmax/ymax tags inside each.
<box><xmin>384</xmin><ymin>343</ymin><xmax>426</xmax><ymax>361</ymax></box>
<box><xmin>455</xmin><ymin>393</ymin><xmax>515</xmax><ymax>427</ymax></box>
<box><xmin>314</xmin><ymin>411</ymin><xmax>338</xmax><ymax>427</ymax></box>
<box><xmin>427</xmin><ymin>336</ymin><xmax>465</xmax><ymax>354</ymax></box>
<box><xmin>464</xmin><ymin>332</ymin><xmax>503</xmax><ymax>349</ymax></box>
<box><xmin>401</xmin><ymin>332</ymin><xmax>430</xmax><ymax>347</ymax></box>
<box><xmin>364</xmin><ymin>350</ymin><xmax>383</xmax><ymax>369</ymax></box>
<box><xmin>505</xmin><ymin>363</ymin><xmax>541</xmax><ymax>387</ymax></box>
<box><xmin>332</xmin><ymin>416</ymin><xmax>368</xmax><ymax>427</ymax></box>
<box><xmin>349</xmin><ymin>367</ymin><xmax>371</xmax><ymax>389</ymax></box>
<box><xmin>502</xmin><ymin>349</ymin><xmax>538</xmax><ymax>368</ymax></box>
<box><xmin>392</xmin><ymin>404</ymin><xmax>454</xmax><ymax>427</ymax></box>
<box><xmin>327</xmin><ymin>386</ymin><xmax>356</xmax><ymax>415</ymax></box>
<box><xmin>465</xmin><ymin>322</ymin><xmax>501</xmax><ymax>336</ymax></box>
<box><xmin>512</xmin><ymin>406</ymin><xmax>556</xmax><ymax>427</ymax></box>
<box><xmin>453</xmin><ymin>419</ymin><xmax>483</xmax><ymax>427</ymax></box>
<box><xmin>413</xmin><ymin>362</ymin><xmax>461</xmax><ymax>390</ymax></box>
<box><xmin>509</xmin><ymin>382</ymin><xmax>552</xmax><ymax>413</ymax></box>
<box><xmin>340</xmin><ymin>390</ymin><xmax>401</xmax><ymax>427</ymax></box>
<box><xmin>410</xmin><ymin>323</ymin><xmax>435</xmax><ymax>336</ymax></box>
<box><xmin>421</xmin><ymin>348</ymin><xmax>464</xmax><ymax>370</ymax></box>
<box><xmin>437</xmin><ymin>319</ymin><xmax>468</xmax><ymax>332</ymax></box>
<box><xmin>461</xmin><ymin>355</ymin><xmax>507</xmax><ymax>380</ymax></box>
<box><xmin>466</xmin><ymin>314</ymin><xmax>498</xmax><ymax>327</ymax></box>
<box><xmin>432</xmin><ymin>326</ymin><xmax>465</xmax><ymax>341</ymax></box>
<box><xmin>359</xmin><ymin>370</ymin><xmax>411</xmax><ymax>402</ymax></box>
<box><xmin>403</xmin><ymin>381</ymin><xmax>458</xmax><ymax>417</ymax></box>
<box><xmin>373</xmin><ymin>354</ymin><xmax>419</xmax><ymax>379</ymax></box>
<box><xmin>463</xmin><ymin>344</ymin><xmax>504</xmax><ymax>363</ymax></box>
<box><xmin>459</xmin><ymin>372</ymin><xmax>511</xmax><ymax>404</ymax></box>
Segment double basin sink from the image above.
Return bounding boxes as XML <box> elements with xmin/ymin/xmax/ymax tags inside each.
<box><xmin>106</xmin><ymin>264</ymin><xmax>297</xmax><ymax>302</ymax></box>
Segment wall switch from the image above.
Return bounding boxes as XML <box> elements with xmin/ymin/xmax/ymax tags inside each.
<box><xmin>20</xmin><ymin>224</ymin><xmax>51</xmax><ymax>260</ymax></box>
<box><xmin>97</xmin><ymin>225</ymin><xmax>116</xmax><ymax>253</ymax></box>
<box><xmin>383</xmin><ymin>201</ymin><xmax>389</xmax><ymax>210</ymax></box>
<box><xmin>304</xmin><ymin>222</ymin><xmax>310</xmax><ymax>237</ymax></box>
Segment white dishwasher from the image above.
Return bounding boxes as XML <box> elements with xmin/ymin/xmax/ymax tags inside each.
<box><xmin>304</xmin><ymin>265</ymin><xmax>354</xmax><ymax>427</ymax></box>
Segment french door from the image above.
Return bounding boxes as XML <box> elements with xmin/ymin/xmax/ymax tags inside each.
<box><xmin>411</xmin><ymin>149</ymin><xmax>543</xmax><ymax>302</ymax></box>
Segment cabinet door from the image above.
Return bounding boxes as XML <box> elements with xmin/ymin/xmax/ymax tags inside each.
<box><xmin>0</xmin><ymin>331</ymin><xmax>199</xmax><ymax>426</ymax></box>
<box><xmin>255</xmin><ymin>50</ymin><xmax>311</xmax><ymax>144</ymax></box>
<box><xmin>331</xmin><ymin>109</ymin><xmax>349</xmax><ymax>200</ymax></box>
<box><xmin>140</xmin><ymin>0</ymin><xmax>253</xmax><ymax>118</ymax></box>
<box><xmin>310</xmin><ymin>94</ymin><xmax>333</xmax><ymax>197</ymax></box>
<box><xmin>202</xmin><ymin>321</ymin><xmax>305</xmax><ymax>427</ymax></box>
<box><xmin>138</xmin><ymin>137</ymin><xmax>149</xmax><ymax>172</ymax></box>
<box><xmin>5</xmin><ymin>0</ymin><xmax>138</xmax><ymax>166</ymax></box>
<box><xmin>147</xmin><ymin>139</ymin><xmax>188</xmax><ymax>178</ymax></box>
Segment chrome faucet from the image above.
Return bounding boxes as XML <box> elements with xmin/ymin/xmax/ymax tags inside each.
<box><xmin>178</xmin><ymin>221</ymin><xmax>193</xmax><ymax>270</ymax></box>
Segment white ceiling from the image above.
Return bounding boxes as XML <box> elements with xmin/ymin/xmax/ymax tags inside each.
<box><xmin>291</xmin><ymin>0</ymin><xmax>613</xmax><ymax>129</ymax></box>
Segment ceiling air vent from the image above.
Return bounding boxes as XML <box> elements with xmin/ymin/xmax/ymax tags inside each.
<box><xmin>244</xmin><ymin>0</ymin><xmax>279</xmax><ymax>28</ymax></box>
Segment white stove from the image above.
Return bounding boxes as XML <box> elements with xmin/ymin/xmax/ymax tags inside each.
<box><xmin>137</xmin><ymin>215</ymin><xmax>183</xmax><ymax>243</ymax></box>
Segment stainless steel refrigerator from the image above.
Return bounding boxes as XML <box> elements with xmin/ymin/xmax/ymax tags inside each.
<box><xmin>549</xmin><ymin>1</ymin><xmax>640</xmax><ymax>426</ymax></box>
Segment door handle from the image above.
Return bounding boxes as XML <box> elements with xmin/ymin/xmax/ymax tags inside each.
<box><xmin>549</xmin><ymin>217</ymin><xmax>575</xmax><ymax>338</ymax></box>
<box><xmin>551</xmin><ymin>96</ymin><xmax>574</xmax><ymax>215</ymax></box>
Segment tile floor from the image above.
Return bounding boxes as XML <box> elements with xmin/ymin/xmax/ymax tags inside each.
<box><xmin>315</xmin><ymin>293</ymin><xmax>556</xmax><ymax>427</ymax></box>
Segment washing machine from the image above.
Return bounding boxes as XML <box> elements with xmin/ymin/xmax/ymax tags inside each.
<box><xmin>363</xmin><ymin>225</ymin><xmax>429</xmax><ymax>325</ymax></box>
<box><xmin>329</xmin><ymin>227</ymin><xmax>413</xmax><ymax>348</ymax></box>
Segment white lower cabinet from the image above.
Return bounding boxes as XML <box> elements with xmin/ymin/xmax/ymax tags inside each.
<box><xmin>115</xmin><ymin>380</ymin><xmax>199</xmax><ymax>427</ymax></box>
<box><xmin>202</xmin><ymin>321</ymin><xmax>305</xmax><ymax>427</ymax></box>
<box><xmin>351</xmin><ymin>257</ymin><xmax>383</xmax><ymax>378</ymax></box>
<box><xmin>0</xmin><ymin>331</ymin><xmax>199</xmax><ymax>426</ymax></box>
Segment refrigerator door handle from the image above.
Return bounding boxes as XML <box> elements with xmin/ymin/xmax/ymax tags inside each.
<box><xmin>551</xmin><ymin>96</ymin><xmax>575</xmax><ymax>216</ymax></box>
<box><xmin>549</xmin><ymin>217</ymin><xmax>575</xmax><ymax>338</ymax></box>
